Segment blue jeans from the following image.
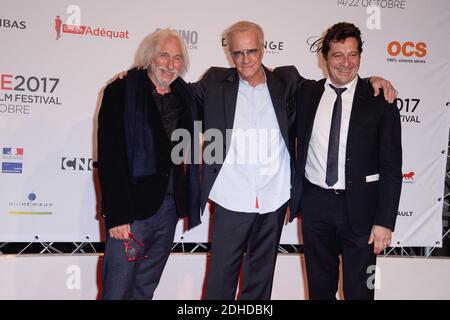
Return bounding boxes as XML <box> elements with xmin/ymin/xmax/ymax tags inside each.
<box><xmin>101</xmin><ymin>194</ymin><xmax>178</xmax><ymax>300</ymax></box>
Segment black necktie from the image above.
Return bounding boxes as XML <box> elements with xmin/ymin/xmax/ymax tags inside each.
<box><xmin>326</xmin><ymin>84</ymin><xmax>347</xmax><ymax>187</ymax></box>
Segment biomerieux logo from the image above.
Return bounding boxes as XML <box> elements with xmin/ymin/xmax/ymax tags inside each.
<box><xmin>54</xmin><ymin>5</ymin><xmax>129</xmax><ymax>41</ymax></box>
<box><xmin>8</xmin><ymin>193</ymin><xmax>53</xmax><ymax>215</ymax></box>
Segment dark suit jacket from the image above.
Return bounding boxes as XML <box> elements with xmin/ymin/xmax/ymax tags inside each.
<box><xmin>97</xmin><ymin>75</ymin><xmax>200</xmax><ymax>230</ymax></box>
<box><xmin>290</xmin><ymin>77</ymin><xmax>402</xmax><ymax>235</ymax></box>
<box><xmin>191</xmin><ymin>65</ymin><xmax>304</xmax><ymax>214</ymax></box>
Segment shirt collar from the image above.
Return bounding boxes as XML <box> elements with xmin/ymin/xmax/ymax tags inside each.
<box><xmin>238</xmin><ymin>69</ymin><xmax>267</xmax><ymax>90</ymax></box>
<box><xmin>325</xmin><ymin>75</ymin><xmax>358</xmax><ymax>96</ymax></box>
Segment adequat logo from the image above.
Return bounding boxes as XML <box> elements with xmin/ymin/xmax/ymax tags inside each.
<box><xmin>54</xmin><ymin>5</ymin><xmax>129</xmax><ymax>41</ymax></box>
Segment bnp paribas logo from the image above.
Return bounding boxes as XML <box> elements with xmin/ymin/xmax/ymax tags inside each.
<box><xmin>0</xmin><ymin>18</ymin><xmax>26</xmax><ymax>30</ymax></box>
<box><xmin>54</xmin><ymin>5</ymin><xmax>129</xmax><ymax>41</ymax></box>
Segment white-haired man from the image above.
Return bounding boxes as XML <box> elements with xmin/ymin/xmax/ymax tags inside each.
<box><xmin>97</xmin><ymin>28</ymin><xmax>200</xmax><ymax>299</ymax></box>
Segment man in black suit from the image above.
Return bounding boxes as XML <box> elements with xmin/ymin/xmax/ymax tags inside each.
<box><xmin>290</xmin><ymin>22</ymin><xmax>402</xmax><ymax>300</ymax></box>
<box><xmin>97</xmin><ymin>29</ymin><xmax>200</xmax><ymax>299</ymax></box>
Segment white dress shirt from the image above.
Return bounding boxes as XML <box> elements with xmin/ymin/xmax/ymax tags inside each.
<box><xmin>208</xmin><ymin>76</ymin><xmax>291</xmax><ymax>214</ymax></box>
<box><xmin>304</xmin><ymin>76</ymin><xmax>358</xmax><ymax>189</ymax></box>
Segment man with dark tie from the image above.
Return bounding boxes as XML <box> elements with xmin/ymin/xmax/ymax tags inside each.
<box><xmin>290</xmin><ymin>22</ymin><xmax>402</xmax><ymax>300</ymax></box>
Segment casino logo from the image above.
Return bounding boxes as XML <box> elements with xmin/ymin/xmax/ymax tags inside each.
<box><xmin>156</xmin><ymin>28</ymin><xmax>199</xmax><ymax>50</ymax></box>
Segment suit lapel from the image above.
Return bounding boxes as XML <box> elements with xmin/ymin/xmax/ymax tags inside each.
<box><xmin>265</xmin><ymin>67</ymin><xmax>289</xmax><ymax>147</ymax></box>
<box><xmin>223</xmin><ymin>70</ymin><xmax>239</xmax><ymax>130</ymax></box>
<box><xmin>346</xmin><ymin>77</ymin><xmax>368</xmax><ymax>151</ymax></box>
<box><xmin>302</xmin><ymin>80</ymin><xmax>326</xmax><ymax>161</ymax></box>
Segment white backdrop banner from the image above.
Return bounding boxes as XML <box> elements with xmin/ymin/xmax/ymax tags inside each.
<box><xmin>1</xmin><ymin>0</ymin><xmax>449</xmax><ymax>245</ymax></box>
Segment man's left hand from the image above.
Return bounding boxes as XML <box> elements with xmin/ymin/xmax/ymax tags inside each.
<box><xmin>370</xmin><ymin>77</ymin><xmax>398</xmax><ymax>103</ymax></box>
<box><xmin>368</xmin><ymin>225</ymin><xmax>392</xmax><ymax>254</ymax></box>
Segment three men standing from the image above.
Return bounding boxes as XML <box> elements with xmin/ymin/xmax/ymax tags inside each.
<box><xmin>98</xmin><ymin>21</ymin><xmax>401</xmax><ymax>300</ymax></box>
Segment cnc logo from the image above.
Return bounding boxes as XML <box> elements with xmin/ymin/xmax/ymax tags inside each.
<box><xmin>387</xmin><ymin>41</ymin><xmax>427</xmax><ymax>64</ymax></box>
<box><xmin>61</xmin><ymin>157</ymin><xmax>94</xmax><ymax>171</ymax></box>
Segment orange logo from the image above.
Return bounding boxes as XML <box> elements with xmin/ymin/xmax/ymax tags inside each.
<box><xmin>387</xmin><ymin>41</ymin><xmax>427</xmax><ymax>58</ymax></box>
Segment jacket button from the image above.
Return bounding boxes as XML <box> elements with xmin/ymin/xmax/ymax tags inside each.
<box><xmin>347</xmin><ymin>180</ymin><xmax>352</xmax><ymax>185</ymax></box>
<box><xmin>213</xmin><ymin>168</ymin><xmax>218</xmax><ymax>174</ymax></box>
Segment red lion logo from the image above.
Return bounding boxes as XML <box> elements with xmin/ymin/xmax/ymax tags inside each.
<box><xmin>403</xmin><ymin>172</ymin><xmax>415</xmax><ymax>180</ymax></box>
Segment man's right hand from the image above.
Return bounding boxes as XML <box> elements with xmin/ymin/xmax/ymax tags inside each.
<box><xmin>106</xmin><ymin>71</ymin><xmax>128</xmax><ymax>84</ymax></box>
<box><xmin>109</xmin><ymin>223</ymin><xmax>130</xmax><ymax>240</ymax></box>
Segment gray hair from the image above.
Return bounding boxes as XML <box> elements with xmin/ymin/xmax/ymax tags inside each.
<box><xmin>224</xmin><ymin>21</ymin><xmax>265</xmax><ymax>52</ymax></box>
<box><xmin>135</xmin><ymin>28</ymin><xmax>189</xmax><ymax>76</ymax></box>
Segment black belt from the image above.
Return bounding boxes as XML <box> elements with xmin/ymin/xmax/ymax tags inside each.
<box><xmin>305</xmin><ymin>179</ymin><xmax>345</xmax><ymax>195</ymax></box>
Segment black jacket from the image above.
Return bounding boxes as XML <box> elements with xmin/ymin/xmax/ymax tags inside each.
<box><xmin>191</xmin><ymin>65</ymin><xmax>304</xmax><ymax>214</ymax></box>
<box><xmin>290</xmin><ymin>77</ymin><xmax>402</xmax><ymax>234</ymax></box>
<box><xmin>97</xmin><ymin>73</ymin><xmax>200</xmax><ymax>230</ymax></box>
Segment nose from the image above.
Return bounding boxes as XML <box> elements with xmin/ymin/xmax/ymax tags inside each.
<box><xmin>342</xmin><ymin>55</ymin><xmax>350</xmax><ymax>66</ymax></box>
<box><xmin>242</xmin><ymin>52</ymin><xmax>250</xmax><ymax>64</ymax></box>
<box><xmin>167</xmin><ymin>58</ymin><xmax>174</xmax><ymax>70</ymax></box>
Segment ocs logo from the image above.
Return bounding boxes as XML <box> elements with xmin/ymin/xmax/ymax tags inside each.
<box><xmin>387</xmin><ymin>41</ymin><xmax>427</xmax><ymax>58</ymax></box>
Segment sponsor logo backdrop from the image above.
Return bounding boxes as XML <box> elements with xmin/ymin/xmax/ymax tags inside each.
<box><xmin>0</xmin><ymin>0</ymin><xmax>449</xmax><ymax>246</ymax></box>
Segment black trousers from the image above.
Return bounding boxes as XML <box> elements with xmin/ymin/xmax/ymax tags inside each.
<box><xmin>301</xmin><ymin>180</ymin><xmax>377</xmax><ymax>300</ymax></box>
<box><xmin>101</xmin><ymin>194</ymin><xmax>178</xmax><ymax>300</ymax></box>
<box><xmin>205</xmin><ymin>202</ymin><xmax>287</xmax><ymax>300</ymax></box>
